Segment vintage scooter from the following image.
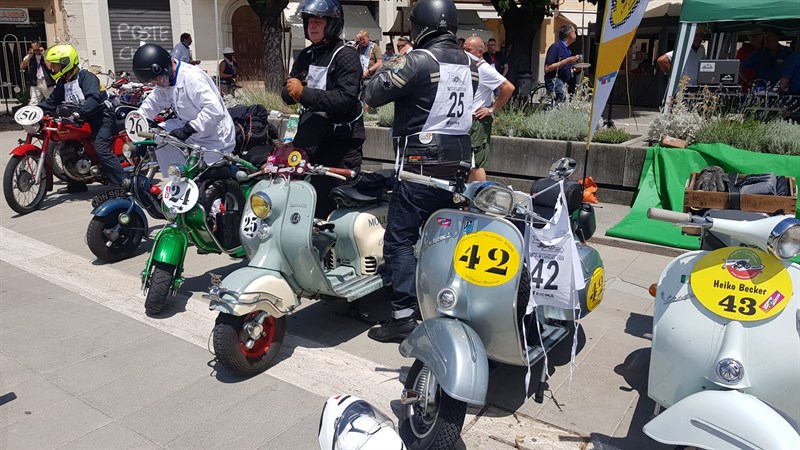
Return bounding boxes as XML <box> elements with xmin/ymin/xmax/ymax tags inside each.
<box><xmin>644</xmin><ymin>208</ymin><xmax>800</xmax><ymax>449</ymax></box>
<box><xmin>132</xmin><ymin>126</ymin><xmax>261</xmax><ymax>315</ymax></box>
<box><xmin>394</xmin><ymin>159</ymin><xmax>605</xmax><ymax>450</ymax></box>
<box><xmin>205</xmin><ymin>147</ymin><xmax>393</xmax><ymax>377</ymax></box>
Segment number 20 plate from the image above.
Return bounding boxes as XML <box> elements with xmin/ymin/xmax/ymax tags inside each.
<box><xmin>162</xmin><ymin>179</ymin><xmax>199</xmax><ymax>213</ymax></box>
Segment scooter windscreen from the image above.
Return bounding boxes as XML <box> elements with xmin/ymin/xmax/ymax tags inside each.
<box><xmin>332</xmin><ymin>400</ymin><xmax>404</xmax><ymax>450</ymax></box>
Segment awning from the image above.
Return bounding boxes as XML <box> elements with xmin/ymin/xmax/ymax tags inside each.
<box><xmin>342</xmin><ymin>4</ymin><xmax>381</xmax><ymax>42</ymax></box>
<box><xmin>643</xmin><ymin>0</ymin><xmax>682</xmax><ymax>19</ymax></box>
<box><xmin>384</xmin><ymin>7</ymin><xmax>493</xmax><ymax>41</ymax></box>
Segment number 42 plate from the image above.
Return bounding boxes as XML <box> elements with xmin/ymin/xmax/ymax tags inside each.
<box><xmin>162</xmin><ymin>179</ymin><xmax>199</xmax><ymax>213</ymax></box>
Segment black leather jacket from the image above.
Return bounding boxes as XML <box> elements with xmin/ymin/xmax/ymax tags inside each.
<box><xmin>281</xmin><ymin>39</ymin><xmax>365</xmax><ymax>145</ymax></box>
<box><xmin>364</xmin><ymin>34</ymin><xmax>478</xmax><ymax>178</ymax></box>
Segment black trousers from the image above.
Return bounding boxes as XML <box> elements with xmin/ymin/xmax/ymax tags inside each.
<box><xmin>87</xmin><ymin>113</ymin><xmax>126</xmax><ymax>187</ymax></box>
<box><xmin>309</xmin><ymin>137</ymin><xmax>363</xmax><ymax>219</ymax></box>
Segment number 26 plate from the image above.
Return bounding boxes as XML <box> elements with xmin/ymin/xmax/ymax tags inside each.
<box><xmin>162</xmin><ymin>179</ymin><xmax>199</xmax><ymax>213</ymax></box>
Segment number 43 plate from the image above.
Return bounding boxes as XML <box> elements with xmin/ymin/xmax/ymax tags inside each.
<box><xmin>162</xmin><ymin>179</ymin><xmax>199</xmax><ymax>213</ymax></box>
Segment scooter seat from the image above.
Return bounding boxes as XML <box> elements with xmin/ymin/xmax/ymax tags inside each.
<box><xmin>529</xmin><ymin>178</ymin><xmax>583</xmax><ymax>221</ymax></box>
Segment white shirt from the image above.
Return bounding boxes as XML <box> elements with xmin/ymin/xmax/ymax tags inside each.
<box><xmin>138</xmin><ymin>60</ymin><xmax>235</xmax><ymax>155</ymax></box>
<box><xmin>666</xmin><ymin>46</ymin><xmax>706</xmax><ymax>85</ymax></box>
<box><xmin>466</xmin><ymin>51</ymin><xmax>506</xmax><ymax>114</ymax></box>
<box><xmin>172</xmin><ymin>43</ymin><xmax>192</xmax><ymax>63</ymax></box>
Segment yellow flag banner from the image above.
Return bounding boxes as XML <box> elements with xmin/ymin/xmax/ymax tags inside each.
<box><xmin>587</xmin><ymin>0</ymin><xmax>651</xmax><ymax>147</ymax></box>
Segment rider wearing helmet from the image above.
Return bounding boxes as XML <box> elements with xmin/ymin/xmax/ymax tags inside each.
<box><xmin>363</xmin><ymin>0</ymin><xmax>478</xmax><ymax>341</ymax></box>
<box><xmin>39</xmin><ymin>44</ymin><xmax>127</xmax><ymax>192</ymax></box>
<box><xmin>132</xmin><ymin>43</ymin><xmax>236</xmax><ymax>173</ymax></box>
<box><xmin>281</xmin><ymin>0</ymin><xmax>364</xmax><ymax>219</ymax></box>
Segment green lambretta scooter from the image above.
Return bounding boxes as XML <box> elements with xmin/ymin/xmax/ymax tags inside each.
<box><xmin>136</xmin><ymin>130</ymin><xmax>260</xmax><ymax>314</ymax></box>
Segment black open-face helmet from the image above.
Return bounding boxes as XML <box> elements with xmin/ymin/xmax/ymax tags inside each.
<box><xmin>297</xmin><ymin>0</ymin><xmax>344</xmax><ymax>41</ymax></box>
<box><xmin>132</xmin><ymin>44</ymin><xmax>173</xmax><ymax>84</ymax></box>
<box><xmin>410</xmin><ymin>0</ymin><xmax>458</xmax><ymax>47</ymax></box>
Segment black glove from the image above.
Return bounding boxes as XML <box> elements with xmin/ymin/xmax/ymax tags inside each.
<box><xmin>169</xmin><ymin>122</ymin><xmax>196</xmax><ymax>141</ymax></box>
<box><xmin>695</xmin><ymin>166</ymin><xmax>727</xmax><ymax>192</ymax></box>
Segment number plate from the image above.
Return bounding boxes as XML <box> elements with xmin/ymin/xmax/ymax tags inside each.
<box><xmin>90</xmin><ymin>187</ymin><xmax>128</xmax><ymax>208</ymax></box>
<box><xmin>124</xmin><ymin>110</ymin><xmax>149</xmax><ymax>142</ymax></box>
<box><xmin>690</xmin><ymin>247</ymin><xmax>792</xmax><ymax>321</ymax></box>
<box><xmin>241</xmin><ymin>210</ymin><xmax>262</xmax><ymax>238</ymax></box>
<box><xmin>162</xmin><ymin>179</ymin><xmax>199</xmax><ymax>213</ymax></box>
<box><xmin>14</xmin><ymin>105</ymin><xmax>44</xmax><ymax>126</ymax></box>
<box><xmin>452</xmin><ymin>231</ymin><xmax>520</xmax><ymax>287</ymax></box>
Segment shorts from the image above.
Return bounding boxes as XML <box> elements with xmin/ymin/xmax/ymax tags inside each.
<box><xmin>469</xmin><ymin>115</ymin><xmax>493</xmax><ymax>168</ymax></box>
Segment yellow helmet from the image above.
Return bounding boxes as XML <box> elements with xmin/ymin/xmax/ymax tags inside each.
<box><xmin>45</xmin><ymin>44</ymin><xmax>80</xmax><ymax>81</ymax></box>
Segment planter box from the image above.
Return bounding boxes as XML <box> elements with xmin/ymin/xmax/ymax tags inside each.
<box><xmin>684</xmin><ymin>172</ymin><xmax>798</xmax><ymax>214</ymax></box>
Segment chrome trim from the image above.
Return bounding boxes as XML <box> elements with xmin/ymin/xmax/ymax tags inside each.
<box><xmin>767</xmin><ymin>218</ymin><xmax>800</xmax><ymax>259</ymax></box>
<box><xmin>204</xmin><ymin>287</ymin><xmax>294</xmax><ymax>314</ymax></box>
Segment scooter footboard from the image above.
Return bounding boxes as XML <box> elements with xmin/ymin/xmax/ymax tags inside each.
<box><xmin>644</xmin><ymin>390</ymin><xmax>800</xmax><ymax>449</ymax></box>
<box><xmin>399</xmin><ymin>318</ymin><xmax>489</xmax><ymax>405</ymax></box>
<box><xmin>207</xmin><ymin>266</ymin><xmax>297</xmax><ymax>317</ymax></box>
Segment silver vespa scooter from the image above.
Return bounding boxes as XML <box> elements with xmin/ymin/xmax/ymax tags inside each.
<box><xmin>395</xmin><ymin>159</ymin><xmax>605</xmax><ymax>450</ymax></box>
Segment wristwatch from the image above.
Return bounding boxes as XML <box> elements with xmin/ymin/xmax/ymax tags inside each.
<box><xmin>487</xmin><ymin>107</ymin><xmax>494</xmax><ymax>116</ymax></box>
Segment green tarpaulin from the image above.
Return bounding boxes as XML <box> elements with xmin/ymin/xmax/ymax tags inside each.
<box><xmin>606</xmin><ymin>143</ymin><xmax>800</xmax><ymax>250</ymax></box>
<box><xmin>681</xmin><ymin>0</ymin><xmax>800</xmax><ymax>23</ymax></box>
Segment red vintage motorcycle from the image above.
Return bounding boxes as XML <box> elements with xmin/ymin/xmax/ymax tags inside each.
<box><xmin>4</xmin><ymin>105</ymin><xmax>139</xmax><ymax>215</ymax></box>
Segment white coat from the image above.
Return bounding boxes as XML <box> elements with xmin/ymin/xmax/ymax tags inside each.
<box><xmin>138</xmin><ymin>60</ymin><xmax>235</xmax><ymax>165</ymax></box>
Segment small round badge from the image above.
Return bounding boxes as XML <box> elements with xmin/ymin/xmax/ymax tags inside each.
<box><xmin>419</xmin><ymin>133</ymin><xmax>433</xmax><ymax>144</ymax></box>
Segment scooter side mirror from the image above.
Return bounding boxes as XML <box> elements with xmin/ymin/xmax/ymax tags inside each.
<box><xmin>548</xmin><ymin>157</ymin><xmax>577</xmax><ymax>180</ymax></box>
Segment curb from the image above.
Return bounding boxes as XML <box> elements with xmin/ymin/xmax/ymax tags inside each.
<box><xmin>591</xmin><ymin>234</ymin><xmax>687</xmax><ymax>258</ymax></box>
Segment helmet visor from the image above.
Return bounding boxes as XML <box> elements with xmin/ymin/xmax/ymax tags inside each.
<box><xmin>297</xmin><ymin>0</ymin><xmax>342</xmax><ymax>19</ymax></box>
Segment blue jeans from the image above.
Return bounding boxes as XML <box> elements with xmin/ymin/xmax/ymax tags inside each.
<box><xmin>545</xmin><ymin>77</ymin><xmax>566</xmax><ymax>104</ymax></box>
<box><xmin>88</xmin><ymin>112</ymin><xmax>126</xmax><ymax>187</ymax></box>
<box><xmin>384</xmin><ymin>179</ymin><xmax>456</xmax><ymax>319</ymax></box>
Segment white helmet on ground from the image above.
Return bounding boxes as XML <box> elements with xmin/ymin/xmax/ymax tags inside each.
<box><xmin>318</xmin><ymin>395</ymin><xmax>406</xmax><ymax>450</ymax></box>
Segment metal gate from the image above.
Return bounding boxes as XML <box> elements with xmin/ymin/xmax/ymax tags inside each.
<box><xmin>1</xmin><ymin>9</ymin><xmax>47</xmax><ymax>104</ymax></box>
<box><xmin>108</xmin><ymin>0</ymin><xmax>172</xmax><ymax>73</ymax></box>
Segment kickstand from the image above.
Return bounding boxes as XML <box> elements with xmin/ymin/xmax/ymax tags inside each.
<box><xmin>533</xmin><ymin>362</ymin><xmax>549</xmax><ymax>404</ymax></box>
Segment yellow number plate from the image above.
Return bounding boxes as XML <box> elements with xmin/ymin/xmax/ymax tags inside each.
<box><xmin>691</xmin><ymin>247</ymin><xmax>792</xmax><ymax>321</ymax></box>
<box><xmin>452</xmin><ymin>231</ymin><xmax>520</xmax><ymax>287</ymax></box>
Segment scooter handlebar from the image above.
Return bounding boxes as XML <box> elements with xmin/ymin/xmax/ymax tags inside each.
<box><xmin>325</xmin><ymin>167</ymin><xmax>356</xmax><ymax>179</ymax></box>
<box><xmin>398</xmin><ymin>170</ymin><xmax>454</xmax><ymax>192</ymax></box>
<box><xmin>647</xmin><ymin>208</ymin><xmax>693</xmax><ymax>224</ymax></box>
<box><xmin>138</xmin><ymin>131</ymin><xmax>155</xmax><ymax>139</ymax></box>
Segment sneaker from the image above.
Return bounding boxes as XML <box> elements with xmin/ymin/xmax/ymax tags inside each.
<box><xmin>367</xmin><ymin>317</ymin><xmax>417</xmax><ymax>342</ymax></box>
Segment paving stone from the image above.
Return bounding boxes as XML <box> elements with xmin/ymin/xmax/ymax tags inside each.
<box><xmin>0</xmin><ymin>375</ymin><xmax>72</xmax><ymax>427</ymax></box>
<box><xmin>59</xmin><ymin>421</ymin><xmax>159</xmax><ymax>449</ymax></box>
<box><xmin>167</xmin><ymin>379</ymin><xmax>324</xmax><ymax>449</ymax></box>
<box><xmin>258</xmin><ymin>407</ymin><xmax>323</xmax><ymax>450</ymax></box>
<box><xmin>0</xmin><ymin>353</ymin><xmax>37</xmax><ymax>391</ymax></box>
<box><xmin>0</xmin><ymin>397</ymin><xmax>111</xmax><ymax>449</ymax></box>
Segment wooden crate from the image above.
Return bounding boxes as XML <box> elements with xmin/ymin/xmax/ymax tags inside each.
<box><xmin>684</xmin><ymin>173</ymin><xmax>798</xmax><ymax>214</ymax></box>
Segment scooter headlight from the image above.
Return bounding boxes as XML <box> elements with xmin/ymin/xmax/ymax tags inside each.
<box><xmin>167</xmin><ymin>164</ymin><xmax>183</xmax><ymax>183</ymax></box>
<box><xmin>122</xmin><ymin>141</ymin><xmax>134</xmax><ymax>159</ymax></box>
<box><xmin>22</xmin><ymin>123</ymin><xmax>41</xmax><ymax>134</ymax></box>
<box><xmin>474</xmin><ymin>183</ymin><xmax>515</xmax><ymax>216</ymax></box>
<box><xmin>767</xmin><ymin>218</ymin><xmax>800</xmax><ymax>260</ymax></box>
<box><xmin>436</xmin><ymin>288</ymin><xmax>458</xmax><ymax>310</ymax></box>
<box><xmin>250</xmin><ymin>192</ymin><xmax>272</xmax><ymax>219</ymax></box>
<box><xmin>716</xmin><ymin>358</ymin><xmax>744</xmax><ymax>383</ymax></box>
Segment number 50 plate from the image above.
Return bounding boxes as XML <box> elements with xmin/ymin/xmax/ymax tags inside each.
<box><xmin>162</xmin><ymin>179</ymin><xmax>199</xmax><ymax>213</ymax></box>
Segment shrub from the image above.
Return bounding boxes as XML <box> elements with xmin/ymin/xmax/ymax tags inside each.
<box><xmin>695</xmin><ymin>119</ymin><xmax>800</xmax><ymax>155</ymax></box>
<box><xmin>648</xmin><ymin>76</ymin><xmax>705</xmax><ymax>143</ymax></box>
<box><xmin>762</xmin><ymin>121</ymin><xmax>800</xmax><ymax>155</ymax></box>
<box><xmin>593</xmin><ymin>128</ymin><xmax>632</xmax><ymax>144</ymax></box>
<box><xmin>223</xmin><ymin>85</ymin><xmax>292</xmax><ymax>113</ymax></box>
<box><xmin>376</xmin><ymin>102</ymin><xmax>394</xmax><ymax>127</ymax></box>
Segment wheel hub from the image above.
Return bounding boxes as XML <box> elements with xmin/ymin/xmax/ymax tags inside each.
<box><xmin>16</xmin><ymin>170</ymin><xmax>34</xmax><ymax>192</ymax></box>
<box><xmin>244</xmin><ymin>321</ymin><xmax>264</xmax><ymax>341</ymax></box>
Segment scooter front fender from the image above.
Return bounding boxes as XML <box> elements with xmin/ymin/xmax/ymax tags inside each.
<box><xmin>90</xmin><ymin>198</ymin><xmax>148</xmax><ymax>231</ymax></box>
<box><xmin>11</xmin><ymin>144</ymin><xmax>53</xmax><ymax>191</ymax></box>
<box><xmin>207</xmin><ymin>266</ymin><xmax>297</xmax><ymax>318</ymax></box>
<box><xmin>399</xmin><ymin>318</ymin><xmax>489</xmax><ymax>405</ymax></box>
<box><xmin>644</xmin><ymin>390</ymin><xmax>800</xmax><ymax>449</ymax></box>
<box><xmin>150</xmin><ymin>226</ymin><xmax>188</xmax><ymax>267</ymax></box>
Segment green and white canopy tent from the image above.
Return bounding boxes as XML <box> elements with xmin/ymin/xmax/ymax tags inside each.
<box><xmin>665</xmin><ymin>0</ymin><xmax>800</xmax><ymax>110</ymax></box>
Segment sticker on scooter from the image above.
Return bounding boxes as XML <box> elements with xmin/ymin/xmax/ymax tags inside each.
<box><xmin>241</xmin><ymin>211</ymin><xmax>262</xmax><ymax>238</ymax></box>
<box><xmin>585</xmin><ymin>267</ymin><xmax>605</xmax><ymax>311</ymax></box>
<box><xmin>453</xmin><ymin>231</ymin><xmax>520</xmax><ymax>286</ymax></box>
<box><xmin>690</xmin><ymin>247</ymin><xmax>792</xmax><ymax>321</ymax></box>
<box><xmin>162</xmin><ymin>179</ymin><xmax>199</xmax><ymax>213</ymax></box>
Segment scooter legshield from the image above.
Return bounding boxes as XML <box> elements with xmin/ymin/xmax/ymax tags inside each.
<box><xmin>399</xmin><ymin>317</ymin><xmax>489</xmax><ymax>405</ymax></box>
<box><xmin>207</xmin><ymin>266</ymin><xmax>297</xmax><ymax>317</ymax></box>
<box><xmin>90</xmin><ymin>198</ymin><xmax>149</xmax><ymax>231</ymax></box>
<box><xmin>644</xmin><ymin>390</ymin><xmax>800</xmax><ymax>449</ymax></box>
<box><xmin>149</xmin><ymin>227</ymin><xmax>189</xmax><ymax>267</ymax></box>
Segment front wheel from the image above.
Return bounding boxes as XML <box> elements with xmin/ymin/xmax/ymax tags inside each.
<box><xmin>213</xmin><ymin>312</ymin><xmax>286</xmax><ymax>377</ymax></box>
<box><xmin>86</xmin><ymin>213</ymin><xmax>145</xmax><ymax>262</ymax></box>
<box><xmin>144</xmin><ymin>262</ymin><xmax>176</xmax><ymax>315</ymax></box>
<box><xmin>399</xmin><ymin>359</ymin><xmax>467</xmax><ymax>450</ymax></box>
<box><xmin>3</xmin><ymin>151</ymin><xmax>47</xmax><ymax>215</ymax></box>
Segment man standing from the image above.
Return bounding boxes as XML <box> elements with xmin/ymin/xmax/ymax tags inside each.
<box><xmin>364</xmin><ymin>0</ymin><xmax>478</xmax><ymax>341</ymax></box>
<box><xmin>218</xmin><ymin>47</ymin><xmax>238</xmax><ymax>95</ymax></box>
<box><xmin>355</xmin><ymin>30</ymin><xmax>382</xmax><ymax>79</ymax></box>
<box><xmin>483</xmin><ymin>38</ymin><xmax>508</xmax><ymax>76</ymax></box>
<box><xmin>172</xmin><ymin>33</ymin><xmax>201</xmax><ymax>65</ymax></box>
<box><xmin>657</xmin><ymin>25</ymin><xmax>706</xmax><ymax>85</ymax></box>
<box><xmin>282</xmin><ymin>0</ymin><xmax>364</xmax><ymax>218</ymax></box>
<box><xmin>544</xmin><ymin>24</ymin><xmax>579</xmax><ymax>104</ymax></box>
<box><xmin>396</xmin><ymin>37</ymin><xmax>411</xmax><ymax>55</ymax></box>
<box><xmin>464</xmin><ymin>36</ymin><xmax>515</xmax><ymax>182</ymax></box>
<box><xmin>382</xmin><ymin>42</ymin><xmax>395</xmax><ymax>62</ymax></box>
<box><xmin>741</xmin><ymin>28</ymin><xmax>792</xmax><ymax>87</ymax></box>
<box><xmin>19</xmin><ymin>41</ymin><xmax>54</xmax><ymax>106</ymax></box>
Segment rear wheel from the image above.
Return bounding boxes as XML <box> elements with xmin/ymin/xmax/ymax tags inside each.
<box><xmin>3</xmin><ymin>151</ymin><xmax>47</xmax><ymax>215</ymax></box>
<box><xmin>86</xmin><ymin>213</ymin><xmax>145</xmax><ymax>262</ymax></box>
<box><xmin>144</xmin><ymin>262</ymin><xmax>176</xmax><ymax>314</ymax></box>
<box><xmin>399</xmin><ymin>359</ymin><xmax>467</xmax><ymax>450</ymax></box>
<box><xmin>213</xmin><ymin>312</ymin><xmax>286</xmax><ymax>377</ymax></box>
